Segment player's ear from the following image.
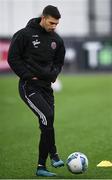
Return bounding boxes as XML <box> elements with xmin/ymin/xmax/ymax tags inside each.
<box><xmin>41</xmin><ymin>15</ymin><xmax>46</xmax><ymax>21</ymax></box>
<box><xmin>40</xmin><ymin>15</ymin><xmax>45</xmax><ymax>26</ymax></box>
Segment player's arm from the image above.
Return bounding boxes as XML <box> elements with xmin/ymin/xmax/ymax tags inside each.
<box><xmin>35</xmin><ymin>40</ymin><xmax>65</xmax><ymax>82</ymax></box>
<box><xmin>8</xmin><ymin>30</ymin><xmax>34</xmax><ymax>80</ymax></box>
<box><xmin>50</xmin><ymin>40</ymin><xmax>65</xmax><ymax>82</ymax></box>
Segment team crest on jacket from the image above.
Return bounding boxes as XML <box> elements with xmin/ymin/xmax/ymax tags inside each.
<box><xmin>51</xmin><ymin>41</ymin><xmax>57</xmax><ymax>49</ymax></box>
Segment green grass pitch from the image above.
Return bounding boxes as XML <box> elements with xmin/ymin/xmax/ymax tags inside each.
<box><xmin>0</xmin><ymin>73</ymin><xmax>112</xmax><ymax>179</ymax></box>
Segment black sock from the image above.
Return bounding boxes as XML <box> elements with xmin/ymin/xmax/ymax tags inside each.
<box><xmin>50</xmin><ymin>153</ymin><xmax>60</xmax><ymax>161</ymax></box>
<box><xmin>37</xmin><ymin>164</ymin><xmax>46</xmax><ymax>170</ymax></box>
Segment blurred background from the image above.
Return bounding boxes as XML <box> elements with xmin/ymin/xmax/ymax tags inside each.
<box><xmin>0</xmin><ymin>0</ymin><xmax>112</xmax><ymax>73</ymax></box>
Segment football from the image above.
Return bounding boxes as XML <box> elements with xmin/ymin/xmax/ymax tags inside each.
<box><xmin>66</xmin><ymin>152</ymin><xmax>88</xmax><ymax>174</ymax></box>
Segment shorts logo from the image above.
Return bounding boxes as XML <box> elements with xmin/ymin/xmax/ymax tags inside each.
<box><xmin>51</xmin><ymin>41</ymin><xmax>57</xmax><ymax>49</ymax></box>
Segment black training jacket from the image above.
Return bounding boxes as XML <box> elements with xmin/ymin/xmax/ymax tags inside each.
<box><xmin>8</xmin><ymin>17</ymin><xmax>65</xmax><ymax>83</ymax></box>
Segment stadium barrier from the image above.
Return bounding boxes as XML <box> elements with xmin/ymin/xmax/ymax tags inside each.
<box><xmin>63</xmin><ymin>36</ymin><xmax>112</xmax><ymax>73</ymax></box>
<box><xmin>0</xmin><ymin>38</ymin><xmax>11</xmax><ymax>72</ymax></box>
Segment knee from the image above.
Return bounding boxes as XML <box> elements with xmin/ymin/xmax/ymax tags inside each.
<box><xmin>39</xmin><ymin>109</ymin><xmax>54</xmax><ymax>128</ymax></box>
<box><xmin>40</xmin><ymin>125</ymin><xmax>54</xmax><ymax>133</ymax></box>
<box><xmin>46</xmin><ymin>109</ymin><xmax>54</xmax><ymax>121</ymax></box>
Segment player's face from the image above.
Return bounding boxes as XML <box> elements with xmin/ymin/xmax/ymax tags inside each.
<box><xmin>41</xmin><ymin>15</ymin><xmax>59</xmax><ymax>32</ymax></box>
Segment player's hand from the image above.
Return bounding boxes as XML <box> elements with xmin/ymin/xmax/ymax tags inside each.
<box><xmin>32</xmin><ymin>77</ymin><xmax>38</xmax><ymax>80</ymax></box>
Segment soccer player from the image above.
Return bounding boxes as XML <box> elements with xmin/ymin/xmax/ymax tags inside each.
<box><xmin>8</xmin><ymin>5</ymin><xmax>65</xmax><ymax>177</ymax></box>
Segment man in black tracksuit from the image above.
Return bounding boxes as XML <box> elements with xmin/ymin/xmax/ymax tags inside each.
<box><xmin>8</xmin><ymin>5</ymin><xmax>65</xmax><ymax>177</ymax></box>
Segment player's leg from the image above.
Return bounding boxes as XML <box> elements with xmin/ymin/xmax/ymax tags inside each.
<box><xmin>18</xmin><ymin>80</ymin><xmax>57</xmax><ymax>176</ymax></box>
<box><xmin>42</xmin><ymin>86</ymin><xmax>64</xmax><ymax>168</ymax></box>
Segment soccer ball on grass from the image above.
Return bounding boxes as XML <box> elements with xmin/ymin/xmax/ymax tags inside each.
<box><xmin>66</xmin><ymin>152</ymin><xmax>88</xmax><ymax>174</ymax></box>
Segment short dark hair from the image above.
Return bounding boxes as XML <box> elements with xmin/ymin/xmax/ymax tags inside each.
<box><xmin>42</xmin><ymin>5</ymin><xmax>61</xmax><ymax>19</ymax></box>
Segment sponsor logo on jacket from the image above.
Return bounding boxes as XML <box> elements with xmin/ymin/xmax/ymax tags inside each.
<box><xmin>32</xmin><ymin>39</ymin><xmax>40</xmax><ymax>48</ymax></box>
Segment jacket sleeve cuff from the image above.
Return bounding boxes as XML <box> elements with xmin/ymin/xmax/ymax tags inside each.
<box><xmin>21</xmin><ymin>72</ymin><xmax>34</xmax><ymax>80</ymax></box>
